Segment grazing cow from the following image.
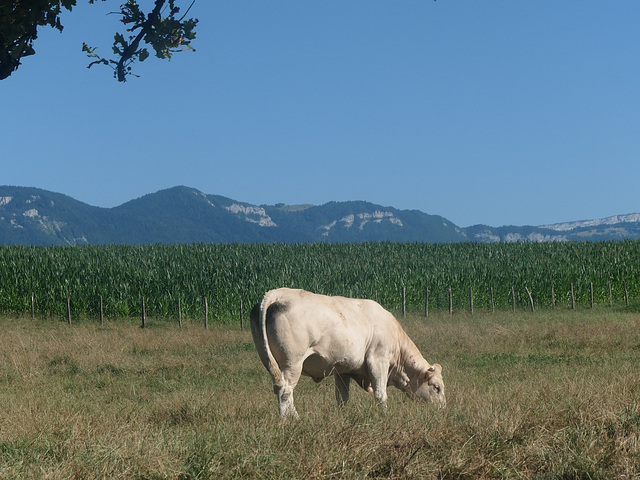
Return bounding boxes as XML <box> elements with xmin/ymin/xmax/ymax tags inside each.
<box><xmin>250</xmin><ymin>288</ymin><xmax>445</xmax><ymax>418</ymax></box>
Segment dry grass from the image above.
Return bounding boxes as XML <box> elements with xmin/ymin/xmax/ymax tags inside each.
<box><xmin>0</xmin><ymin>309</ymin><xmax>639</xmax><ymax>479</ymax></box>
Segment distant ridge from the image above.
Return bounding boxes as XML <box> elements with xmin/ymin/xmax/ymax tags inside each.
<box><xmin>0</xmin><ymin>185</ymin><xmax>638</xmax><ymax>245</ymax></box>
<box><xmin>539</xmin><ymin>213</ymin><xmax>640</xmax><ymax>232</ymax></box>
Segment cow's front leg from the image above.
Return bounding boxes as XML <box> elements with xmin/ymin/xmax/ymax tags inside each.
<box><xmin>367</xmin><ymin>361</ymin><xmax>389</xmax><ymax>409</ymax></box>
<box><xmin>372</xmin><ymin>381</ymin><xmax>388</xmax><ymax>409</ymax></box>
<box><xmin>334</xmin><ymin>374</ymin><xmax>351</xmax><ymax>407</ymax></box>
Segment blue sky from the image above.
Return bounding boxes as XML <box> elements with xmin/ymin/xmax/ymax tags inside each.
<box><xmin>3</xmin><ymin>1</ymin><xmax>639</xmax><ymax>227</ymax></box>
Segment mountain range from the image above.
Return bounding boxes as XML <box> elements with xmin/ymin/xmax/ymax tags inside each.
<box><xmin>1</xmin><ymin>185</ymin><xmax>639</xmax><ymax>245</ymax></box>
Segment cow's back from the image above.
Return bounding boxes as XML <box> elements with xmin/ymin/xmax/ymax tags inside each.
<box><xmin>258</xmin><ymin>288</ymin><xmax>401</xmax><ymax>379</ymax></box>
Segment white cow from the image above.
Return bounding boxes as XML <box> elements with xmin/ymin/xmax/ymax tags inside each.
<box><xmin>250</xmin><ymin>288</ymin><xmax>446</xmax><ymax>418</ymax></box>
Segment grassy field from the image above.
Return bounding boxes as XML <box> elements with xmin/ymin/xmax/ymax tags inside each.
<box><xmin>0</xmin><ymin>307</ymin><xmax>639</xmax><ymax>479</ymax></box>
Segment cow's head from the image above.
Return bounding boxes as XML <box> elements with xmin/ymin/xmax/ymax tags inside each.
<box><xmin>413</xmin><ymin>364</ymin><xmax>446</xmax><ymax>407</ymax></box>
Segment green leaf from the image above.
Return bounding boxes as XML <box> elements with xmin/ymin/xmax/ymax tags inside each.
<box><xmin>114</xmin><ymin>33</ymin><xmax>126</xmax><ymax>47</ymax></box>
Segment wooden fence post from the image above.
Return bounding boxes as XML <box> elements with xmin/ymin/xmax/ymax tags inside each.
<box><xmin>240</xmin><ymin>299</ymin><xmax>244</xmax><ymax>330</ymax></box>
<box><xmin>448</xmin><ymin>286</ymin><xmax>453</xmax><ymax>316</ymax></box>
<box><xmin>525</xmin><ymin>286</ymin><xmax>534</xmax><ymax>313</ymax></box>
<box><xmin>424</xmin><ymin>287</ymin><xmax>429</xmax><ymax>318</ymax></box>
<box><xmin>402</xmin><ymin>287</ymin><xmax>406</xmax><ymax>318</ymax></box>
<box><xmin>178</xmin><ymin>297</ymin><xmax>182</xmax><ymax>329</ymax></box>
<box><xmin>141</xmin><ymin>296</ymin><xmax>146</xmax><ymax>328</ymax></box>
<box><xmin>469</xmin><ymin>286</ymin><xmax>473</xmax><ymax>315</ymax></box>
<box><xmin>624</xmin><ymin>280</ymin><xmax>629</xmax><ymax>306</ymax></box>
<box><xmin>570</xmin><ymin>284</ymin><xmax>575</xmax><ymax>310</ymax></box>
<box><xmin>31</xmin><ymin>292</ymin><xmax>35</xmax><ymax>320</ymax></box>
<box><xmin>204</xmin><ymin>297</ymin><xmax>209</xmax><ymax>330</ymax></box>
<box><xmin>590</xmin><ymin>282</ymin><xmax>594</xmax><ymax>309</ymax></box>
<box><xmin>490</xmin><ymin>287</ymin><xmax>495</xmax><ymax>314</ymax></box>
<box><xmin>67</xmin><ymin>294</ymin><xmax>71</xmax><ymax>325</ymax></box>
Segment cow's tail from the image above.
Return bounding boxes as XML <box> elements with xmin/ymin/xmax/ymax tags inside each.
<box><xmin>257</xmin><ymin>290</ymin><xmax>284</xmax><ymax>387</ymax></box>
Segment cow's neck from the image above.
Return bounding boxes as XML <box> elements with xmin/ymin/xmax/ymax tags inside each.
<box><xmin>389</xmin><ymin>333</ymin><xmax>429</xmax><ymax>393</ymax></box>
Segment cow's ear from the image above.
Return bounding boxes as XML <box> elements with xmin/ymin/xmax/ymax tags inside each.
<box><xmin>421</xmin><ymin>366</ymin><xmax>435</xmax><ymax>382</ymax></box>
<box><xmin>422</xmin><ymin>364</ymin><xmax>441</xmax><ymax>381</ymax></box>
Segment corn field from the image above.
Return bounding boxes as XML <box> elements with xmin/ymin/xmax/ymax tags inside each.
<box><xmin>1</xmin><ymin>241</ymin><xmax>639</xmax><ymax>322</ymax></box>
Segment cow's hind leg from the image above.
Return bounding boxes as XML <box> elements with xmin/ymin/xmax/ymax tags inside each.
<box><xmin>334</xmin><ymin>374</ymin><xmax>351</xmax><ymax>407</ymax></box>
<box><xmin>274</xmin><ymin>365</ymin><xmax>302</xmax><ymax>419</ymax></box>
<box><xmin>274</xmin><ymin>384</ymin><xmax>298</xmax><ymax>418</ymax></box>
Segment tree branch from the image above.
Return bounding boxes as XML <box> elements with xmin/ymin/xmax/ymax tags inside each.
<box><xmin>116</xmin><ymin>0</ymin><xmax>165</xmax><ymax>82</ymax></box>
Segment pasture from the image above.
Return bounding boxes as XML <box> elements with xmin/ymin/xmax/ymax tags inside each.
<box><xmin>0</xmin><ymin>307</ymin><xmax>638</xmax><ymax>479</ymax></box>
